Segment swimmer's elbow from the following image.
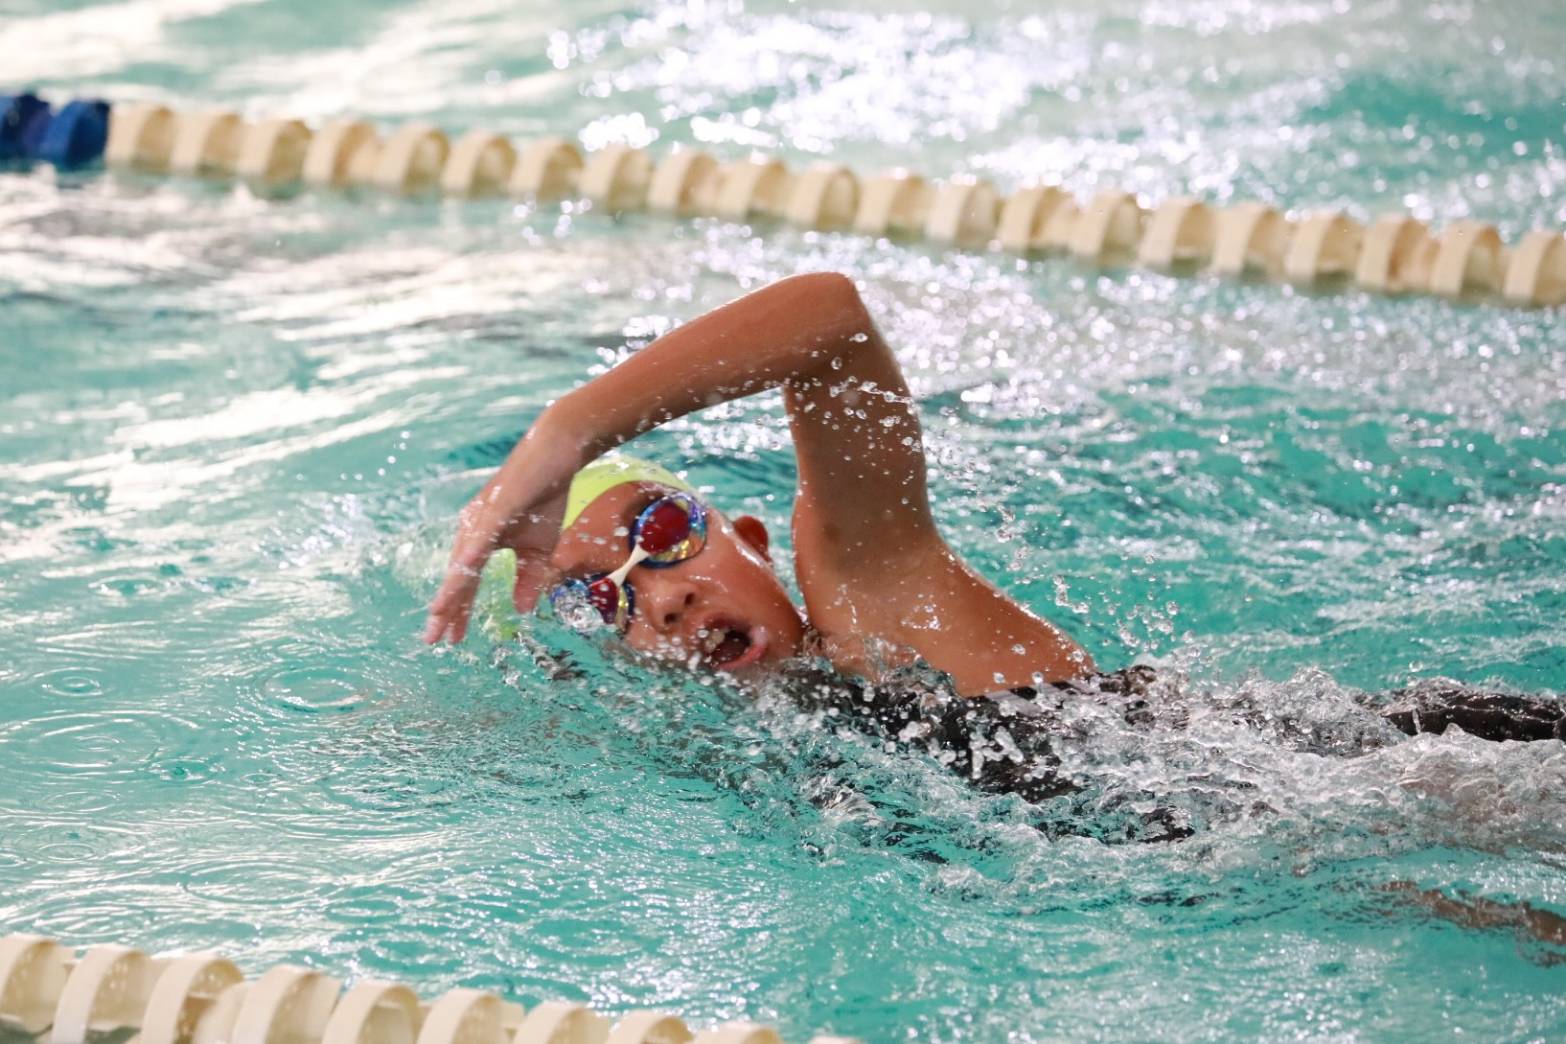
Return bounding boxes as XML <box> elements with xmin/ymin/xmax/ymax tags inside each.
<box><xmin>790</xmin><ymin>269</ymin><xmax>859</xmax><ymax>300</ymax></box>
<box><xmin>779</xmin><ymin>271</ymin><xmax>870</xmax><ymax>328</ymax></box>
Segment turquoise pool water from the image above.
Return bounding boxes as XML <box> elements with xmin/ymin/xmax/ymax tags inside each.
<box><xmin>3</xmin><ymin>0</ymin><xmax>1565</xmax><ymax>1039</ymax></box>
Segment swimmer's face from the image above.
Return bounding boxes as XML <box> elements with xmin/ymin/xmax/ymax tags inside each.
<box><xmin>547</xmin><ymin>482</ymin><xmax>806</xmax><ymax>672</ymax></box>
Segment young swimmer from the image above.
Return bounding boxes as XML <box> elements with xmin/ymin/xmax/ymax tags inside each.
<box><xmin>424</xmin><ymin>272</ymin><xmax>1562</xmax><ymax>833</ymax></box>
<box><xmin>423</xmin><ymin>271</ymin><xmax>1092</xmax><ymax>693</ymax></box>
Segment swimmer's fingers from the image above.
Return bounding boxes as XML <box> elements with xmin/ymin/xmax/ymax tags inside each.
<box><xmin>422</xmin><ymin>552</ymin><xmax>486</xmax><ymax>644</ymax></box>
<box><xmin>423</xmin><ymin>521</ymin><xmax>500</xmax><ymax>643</ymax></box>
<box><xmin>424</xmin><ymin>490</ymin><xmax>566</xmax><ymax>644</ymax></box>
<box><xmin>505</xmin><ymin>495</ymin><xmax>569</xmax><ymax>615</ymax></box>
<box><xmin>425</xmin><ymin>511</ymin><xmax>564</xmax><ymax>643</ymax></box>
<box><xmin>512</xmin><ymin>553</ymin><xmax>553</xmax><ymax>615</ymax></box>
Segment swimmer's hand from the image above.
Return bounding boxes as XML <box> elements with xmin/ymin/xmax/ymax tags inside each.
<box><xmin>423</xmin><ymin>427</ymin><xmax>579</xmax><ymax>644</ymax></box>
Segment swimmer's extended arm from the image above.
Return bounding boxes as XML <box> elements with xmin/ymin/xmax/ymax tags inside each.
<box><xmin>426</xmin><ymin>273</ymin><xmax>1091</xmax><ymax>689</ymax></box>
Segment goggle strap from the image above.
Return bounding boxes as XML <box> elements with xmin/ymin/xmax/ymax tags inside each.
<box><xmin>605</xmin><ymin>543</ymin><xmax>651</xmax><ymax>589</ymax></box>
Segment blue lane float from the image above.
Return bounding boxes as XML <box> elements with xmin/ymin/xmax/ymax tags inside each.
<box><xmin>36</xmin><ymin>99</ymin><xmax>110</xmax><ymax>169</ymax></box>
<box><xmin>0</xmin><ymin>93</ymin><xmax>54</xmax><ymax>162</ymax></box>
<box><xmin>1</xmin><ymin>92</ymin><xmax>110</xmax><ymax>168</ymax></box>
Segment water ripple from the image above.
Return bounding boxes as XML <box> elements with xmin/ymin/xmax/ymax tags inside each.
<box><xmin>261</xmin><ymin>665</ymin><xmax>375</xmax><ymax>714</ymax></box>
<box><xmin>36</xmin><ymin>666</ymin><xmax>109</xmax><ymax>699</ymax></box>
<box><xmin>0</xmin><ymin>709</ymin><xmax>206</xmax><ymax>784</ymax></box>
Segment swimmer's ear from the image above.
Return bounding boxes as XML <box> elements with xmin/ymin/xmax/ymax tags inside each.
<box><xmin>731</xmin><ymin>515</ymin><xmax>771</xmax><ymax>561</ymax></box>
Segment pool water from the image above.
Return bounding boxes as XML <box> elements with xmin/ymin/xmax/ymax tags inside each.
<box><xmin>3</xmin><ymin>0</ymin><xmax>1565</xmax><ymax>1040</ymax></box>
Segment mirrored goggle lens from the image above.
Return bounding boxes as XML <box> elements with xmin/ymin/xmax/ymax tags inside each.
<box><xmin>634</xmin><ymin>493</ymin><xmax>706</xmax><ymax>564</ymax></box>
<box><xmin>548</xmin><ymin>575</ymin><xmax>633</xmax><ymax>632</ymax></box>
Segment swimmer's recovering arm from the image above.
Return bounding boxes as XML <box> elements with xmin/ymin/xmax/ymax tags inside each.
<box><xmin>426</xmin><ymin>272</ymin><xmax>926</xmax><ymax>639</ymax></box>
<box><xmin>426</xmin><ymin>272</ymin><xmax>1091</xmax><ymax>688</ymax></box>
<box><xmin>546</xmin><ymin>271</ymin><xmax>941</xmax><ymax>561</ymax></box>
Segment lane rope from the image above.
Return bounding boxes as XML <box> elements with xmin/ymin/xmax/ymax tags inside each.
<box><xmin>4</xmin><ymin>92</ymin><xmax>1564</xmax><ymax>308</ymax></box>
<box><xmin>0</xmin><ymin>933</ymin><xmax>858</xmax><ymax>1044</ymax></box>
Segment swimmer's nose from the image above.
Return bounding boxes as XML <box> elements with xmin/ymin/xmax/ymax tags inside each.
<box><xmin>640</xmin><ymin>577</ymin><xmax>699</xmax><ymax>632</ymax></box>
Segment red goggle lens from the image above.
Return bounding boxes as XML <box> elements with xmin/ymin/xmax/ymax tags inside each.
<box><xmin>586</xmin><ymin>577</ymin><xmax>622</xmax><ymax>622</ymax></box>
<box><xmin>637</xmin><ymin>499</ymin><xmax>692</xmax><ymax>554</ymax></box>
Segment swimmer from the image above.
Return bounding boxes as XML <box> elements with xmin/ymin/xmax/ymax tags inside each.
<box><xmin>424</xmin><ymin>273</ymin><xmax>1562</xmax><ymax>828</ymax></box>
<box><xmin>424</xmin><ymin>271</ymin><xmax>1091</xmax><ymax>692</ymax></box>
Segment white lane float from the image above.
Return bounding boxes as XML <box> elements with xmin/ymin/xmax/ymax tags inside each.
<box><xmin>1502</xmin><ymin>229</ymin><xmax>1566</xmax><ymax>307</ymax></box>
<box><xmin>1068</xmin><ymin>189</ymin><xmax>1143</xmax><ymax>263</ymax></box>
<box><xmin>1211</xmin><ymin>202</ymin><xmax>1292</xmax><ymax>278</ymax></box>
<box><xmin>238</xmin><ymin>118</ymin><xmax>312</xmax><ymax>188</ymax></box>
<box><xmin>51</xmin><ymin>945</ymin><xmax>167</xmax><ymax>1044</ymax></box>
<box><xmin>302</xmin><ymin>120</ymin><xmax>379</xmax><ymax>188</ymax></box>
<box><xmin>852</xmin><ymin>170</ymin><xmax>932</xmax><ymax>237</ymax></box>
<box><xmin>995</xmin><ymin>185</ymin><xmax>1074</xmax><ymax>254</ymax></box>
<box><xmin>1137</xmin><ymin>197</ymin><xmax>1216</xmax><ymax>269</ymax></box>
<box><xmin>924</xmin><ymin>176</ymin><xmax>999</xmax><ymax>248</ymax></box>
<box><xmin>137</xmin><ymin>953</ymin><xmax>245</xmax><ymax>1044</ymax></box>
<box><xmin>709</xmin><ymin>157</ymin><xmax>792</xmax><ymax>221</ymax></box>
<box><xmin>783</xmin><ymin>164</ymin><xmax>858</xmax><ymax>230</ymax></box>
<box><xmin>1428</xmin><ymin>219</ymin><xmax>1507</xmax><ymax>298</ymax></box>
<box><xmin>580</xmin><ymin>144</ymin><xmax>654</xmax><ymax>212</ymax></box>
<box><xmin>511</xmin><ymin>137</ymin><xmax>583</xmax><ymax>200</ymax></box>
<box><xmin>648</xmin><ymin>148</ymin><xmax>722</xmax><ymax>216</ymax></box>
<box><xmin>604</xmin><ymin>1011</ymin><xmax>692</xmax><ymax>1044</ymax></box>
<box><xmin>1354</xmin><ymin>214</ymin><xmax>1435</xmax><ymax>294</ymax></box>
<box><xmin>1284</xmin><ymin>211</ymin><xmax>1363</xmax><ymax>285</ymax></box>
<box><xmin>442</xmin><ymin>130</ymin><xmax>517</xmax><ymax>197</ymax></box>
<box><xmin>106</xmin><ymin>103</ymin><xmax>177</xmax><ymax>172</ymax></box>
<box><xmin>370</xmin><ymin>122</ymin><xmax>449</xmax><ymax>194</ymax></box>
<box><xmin>0</xmin><ymin>934</ymin><xmax>74</xmax><ymax>1035</ymax></box>
<box><xmin>169</xmin><ymin>109</ymin><xmax>245</xmax><ymax>177</ymax></box>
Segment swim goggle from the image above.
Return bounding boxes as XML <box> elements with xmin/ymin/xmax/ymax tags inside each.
<box><xmin>546</xmin><ymin>491</ymin><xmax>708</xmax><ymax>634</ymax></box>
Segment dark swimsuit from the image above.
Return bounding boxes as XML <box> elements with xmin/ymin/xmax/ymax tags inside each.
<box><xmin>784</xmin><ymin>665</ymin><xmax>1566</xmax><ymax>843</ymax></box>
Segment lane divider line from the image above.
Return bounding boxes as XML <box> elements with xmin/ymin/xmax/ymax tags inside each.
<box><xmin>0</xmin><ymin>934</ymin><xmax>861</xmax><ymax>1044</ymax></box>
<box><xmin>4</xmin><ymin>91</ymin><xmax>1564</xmax><ymax>307</ymax></box>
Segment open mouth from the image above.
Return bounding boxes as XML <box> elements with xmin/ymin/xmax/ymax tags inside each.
<box><xmin>695</xmin><ymin>622</ymin><xmax>769</xmax><ymax>670</ymax></box>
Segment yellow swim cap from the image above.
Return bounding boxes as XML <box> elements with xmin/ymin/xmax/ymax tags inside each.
<box><xmin>561</xmin><ymin>453</ymin><xmax>693</xmax><ymax>531</ymax></box>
